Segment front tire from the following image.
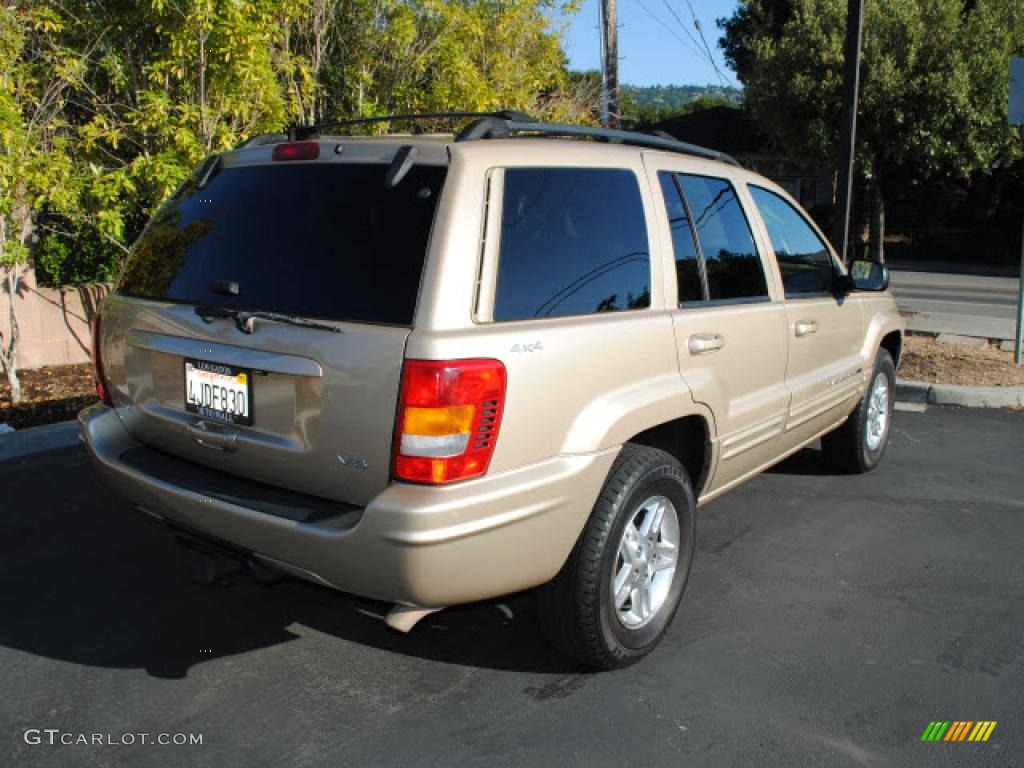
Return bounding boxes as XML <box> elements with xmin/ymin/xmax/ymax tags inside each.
<box><xmin>538</xmin><ymin>444</ymin><xmax>696</xmax><ymax>669</ymax></box>
<box><xmin>822</xmin><ymin>348</ymin><xmax>896</xmax><ymax>473</ymax></box>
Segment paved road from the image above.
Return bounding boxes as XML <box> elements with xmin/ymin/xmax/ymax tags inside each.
<box><xmin>2</xmin><ymin>408</ymin><xmax>1022</xmax><ymax>768</ymax></box>
<box><xmin>890</xmin><ymin>270</ymin><xmax>1021</xmax><ymax>340</ymax></box>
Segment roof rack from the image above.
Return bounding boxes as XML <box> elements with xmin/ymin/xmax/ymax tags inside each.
<box><xmin>454</xmin><ymin>116</ymin><xmax>739</xmax><ymax>166</ymax></box>
<box><xmin>240</xmin><ymin>110</ymin><xmax>738</xmax><ymax>167</ymax></box>
<box><xmin>284</xmin><ymin>110</ymin><xmax>534</xmax><ymax>141</ymax></box>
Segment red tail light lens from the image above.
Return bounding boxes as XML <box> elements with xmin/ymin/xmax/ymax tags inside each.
<box><xmin>90</xmin><ymin>314</ymin><xmax>113</xmax><ymax>406</ymax></box>
<box><xmin>393</xmin><ymin>359</ymin><xmax>506</xmax><ymax>484</ymax></box>
<box><xmin>272</xmin><ymin>141</ymin><xmax>320</xmax><ymax>161</ymax></box>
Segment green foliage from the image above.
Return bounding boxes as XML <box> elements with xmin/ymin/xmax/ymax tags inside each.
<box><xmin>18</xmin><ymin>0</ymin><xmax>585</xmax><ymax>289</ymax></box>
<box><xmin>719</xmin><ymin>0</ymin><xmax>1024</xmax><ymax>179</ymax></box>
<box><xmin>68</xmin><ymin>0</ymin><xmax>309</xmax><ymax>251</ymax></box>
<box><xmin>0</xmin><ymin>4</ymin><xmax>79</xmax><ymax>268</ymax></box>
<box><xmin>621</xmin><ymin>89</ymin><xmax>740</xmax><ymax>127</ymax></box>
<box><xmin>35</xmin><ymin>222</ymin><xmax>121</xmax><ymax>286</ymax></box>
<box><xmin>621</xmin><ymin>83</ymin><xmax>741</xmax><ymax>122</ymax></box>
<box><xmin>567</xmin><ymin>75</ymin><xmax>742</xmax><ymax>127</ymax></box>
<box><xmin>286</xmin><ymin>0</ymin><xmax>580</xmax><ymax>123</ymax></box>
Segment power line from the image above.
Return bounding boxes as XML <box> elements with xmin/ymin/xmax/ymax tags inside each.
<box><xmin>677</xmin><ymin>0</ymin><xmax>733</xmax><ymax>88</ymax></box>
<box><xmin>659</xmin><ymin>0</ymin><xmax>707</xmax><ymax>59</ymax></box>
<box><xmin>646</xmin><ymin>0</ymin><xmax>732</xmax><ymax>88</ymax></box>
<box><xmin>635</xmin><ymin>0</ymin><xmax>708</xmax><ymax>64</ymax></box>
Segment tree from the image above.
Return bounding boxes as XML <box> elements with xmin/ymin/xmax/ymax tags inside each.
<box><xmin>71</xmin><ymin>0</ymin><xmax>308</xmax><ymax>246</ymax></box>
<box><xmin>2</xmin><ymin>0</ymin><xmax>586</xmax><ymax>335</ymax></box>
<box><xmin>0</xmin><ymin>5</ymin><xmax>81</xmax><ymax>403</ymax></box>
<box><xmin>50</xmin><ymin>0</ymin><xmax>582</xmax><ymax>279</ymax></box>
<box><xmin>282</xmin><ymin>0</ymin><xmax>582</xmax><ymax>124</ymax></box>
<box><xmin>720</xmin><ymin>0</ymin><xmax>1024</xmax><ymax>260</ymax></box>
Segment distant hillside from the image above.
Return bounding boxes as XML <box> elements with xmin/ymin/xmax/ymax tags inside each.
<box><xmin>565</xmin><ymin>73</ymin><xmax>744</xmax><ymax>124</ymax></box>
<box><xmin>621</xmin><ymin>84</ymin><xmax>742</xmax><ymax>114</ymax></box>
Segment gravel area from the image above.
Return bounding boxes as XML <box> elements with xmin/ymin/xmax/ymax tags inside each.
<box><xmin>898</xmin><ymin>334</ymin><xmax>1024</xmax><ymax>387</ymax></box>
<box><xmin>0</xmin><ymin>364</ymin><xmax>98</xmax><ymax>429</ymax></box>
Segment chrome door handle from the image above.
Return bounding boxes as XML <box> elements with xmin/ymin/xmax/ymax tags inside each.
<box><xmin>688</xmin><ymin>333</ymin><xmax>725</xmax><ymax>354</ymax></box>
<box><xmin>187</xmin><ymin>421</ymin><xmax>238</xmax><ymax>452</ymax></box>
<box><xmin>794</xmin><ymin>320</ymin><xmax>819</xmax><ymax>337</ymax></box>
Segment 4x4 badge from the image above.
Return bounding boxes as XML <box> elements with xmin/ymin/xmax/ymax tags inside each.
<box><xmin>337</xmin><ymin>455</ymin><xmax>368</xmax><ymax>470</ymax></box>
<box><xmin>510</xmin><ymin>341</ymin><xmax>544</xmax><ymax>354</ymax></box>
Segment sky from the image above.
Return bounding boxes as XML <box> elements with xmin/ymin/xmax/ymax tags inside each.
<box><xmin>560</xmin><ymin>0</ymin><xmax>741</xmax><ymax>88</ymax></box>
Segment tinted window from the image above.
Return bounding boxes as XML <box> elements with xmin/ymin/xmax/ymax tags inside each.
<box><xmin>676</xmin><ymin>175</ymin><xmax>767</xmax><ymax>301</ymax></box>
<box><xmin>118</xmin><ymin>162</ymin><xmax>446</xmax><ymax>325</ymax></box>
<box><xmin>749</xmin><ymin>185</ymin><xmax>834</xmax><ymax>296</ymax></box>
<box><xmin>494</xmin><ymin>168</ymin><xmax>651</xmax><ymax>321</ymax></box>
<box><xmin>658</xmin><ymin>172</ymin><xmax>703</xmax><ymax>303</ymax></box>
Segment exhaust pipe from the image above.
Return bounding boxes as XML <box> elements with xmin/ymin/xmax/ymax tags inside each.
<box><xmin>385</xmin><ymin>604</ymin><xmax>442</xmax><ymax>633</ymax></box>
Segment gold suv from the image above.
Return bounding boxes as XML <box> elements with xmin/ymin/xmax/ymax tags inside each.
<box><xmin>80</xmin><ymin>112</ymin><xmax>903</xmax><ymax>669</ymax></box>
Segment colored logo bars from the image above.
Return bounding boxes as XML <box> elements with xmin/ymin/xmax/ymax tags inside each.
<box><xmin>921</xmin><ymin>721</ymin><xmax>997</xmax><ymax>742</ymax></box>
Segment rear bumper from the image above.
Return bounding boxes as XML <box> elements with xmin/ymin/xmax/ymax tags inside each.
<box><xmin>79</xmin><ymin>403</ymin><xmax>617</xmax><ymax>606</ymax></box>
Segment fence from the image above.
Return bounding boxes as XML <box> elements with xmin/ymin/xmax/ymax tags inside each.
<box><xmin>0</xmin><ymin>266</ymin><xmax>110</xmax><ymax>370</ymax></box>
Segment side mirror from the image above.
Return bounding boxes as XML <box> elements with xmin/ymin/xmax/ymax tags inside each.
<box><xmin>849</xmin><ymin>259</ymin><xmax>890</xmax><ymax>292</ymax></box>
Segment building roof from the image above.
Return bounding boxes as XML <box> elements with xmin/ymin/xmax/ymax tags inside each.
<box><xmin>641</xmin><ymin>106</ymin><xmax>766</xmax><ymax>157</ymax></box>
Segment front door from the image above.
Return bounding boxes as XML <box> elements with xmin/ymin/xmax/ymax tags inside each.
<box><xmin>745</xmin><ymin>185</ymin><xmax>867</xmax><ymax>454</ymax></box>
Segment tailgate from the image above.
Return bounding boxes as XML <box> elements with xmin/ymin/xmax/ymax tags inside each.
<box><xmin>96</xmin><ymin>151</ymin><xmax>447</xmax><ymax>507</ymax></box>
<box><xmin>100</xmin><ymin>294</ymin><xmax>407</xmax><ymax>507</ymax></box>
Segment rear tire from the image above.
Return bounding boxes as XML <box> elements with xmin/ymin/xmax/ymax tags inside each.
<box><xmin>537</xmin><ymin>444</ymin><xmax>696</xmax><ymax>669</ymax></box>
<box><xmin>822</xmin><ymin>348</ymin><xmax>896</xmax><ymax>473</ymax></box>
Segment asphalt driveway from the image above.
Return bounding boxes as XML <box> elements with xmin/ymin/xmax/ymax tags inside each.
<box><xmin>1</xmin><ymin>406</ymin><xmax>1022</xmax><ymax>767</ymax></box>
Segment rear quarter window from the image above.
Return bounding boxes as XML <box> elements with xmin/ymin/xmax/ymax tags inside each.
<box><xmin>493</xmin><ymin>168</ymin><xmax>651</xmax><ymax>322</ymax></box>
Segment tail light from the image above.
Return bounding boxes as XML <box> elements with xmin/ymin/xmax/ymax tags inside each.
<box><xmin>393</xmin><ymin>359</ymin><xmax>506</xmax><ymax>484</ymax></box>
<box><xmin>90</xmin><ymin>314</ymin><xmax>113</xmax><ymax>406</ymax></box>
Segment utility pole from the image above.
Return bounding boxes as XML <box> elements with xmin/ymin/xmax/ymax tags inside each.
<box><xmin>832</xmin><ymin>0</ymin><xmax>865</xmax><ymax>264</ymax></box>
<box><xmin>1010</xmin><ymin>58</ymin><xmax>1024</xmax><ymax>367</ymax></box>
<box><xmin>600</xmin><ymin>0</ymin><xmax>620</xmax><ymax>129</ymax></box>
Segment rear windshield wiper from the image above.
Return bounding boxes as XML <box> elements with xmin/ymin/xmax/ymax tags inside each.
<box><xmin>195</xmin><ymin>305</ymin><xmax>340</xmax><ymax>334</ymax></box>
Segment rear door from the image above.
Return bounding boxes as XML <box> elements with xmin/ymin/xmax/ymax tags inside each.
<box><xmin>102</xmin><ymin>152</ymin><xmax>448</xmax><ymax>506</ymax></box>
<box><xmin>745</xmin><ymin>184</ymin><xmax>866</xmax><ymax>454</ymax></box>
<box><xmin>651</xmin><ymin>164</ymin><xmax>791</xmax><ymax>495</ymax></box>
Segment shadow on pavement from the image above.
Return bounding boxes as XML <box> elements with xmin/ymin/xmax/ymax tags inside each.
<box><xmin>0</xmin><ymin>447</ymin><xmax>581</xmax><ymax>679</ymax></box>
<box><xmin>766</xmin><ymin>446</ymin><xmax>852</xmax><ymax>477</ymax></box>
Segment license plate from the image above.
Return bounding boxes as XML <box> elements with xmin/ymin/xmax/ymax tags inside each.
<box><xmin>184</xmin><ymin>359</ymin><xmax>253</xmax><ymax>426</ymax></box>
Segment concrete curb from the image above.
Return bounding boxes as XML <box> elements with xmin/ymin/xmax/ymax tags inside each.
<box><xmin>896</xmin><ymin>379</ymin><xmax>1024</xmax><ymax>408</ymax></box>
<box><xmin>0</xmin><ymin>420</ymin><xmax>80</xmax><ymax>463</ymax></box>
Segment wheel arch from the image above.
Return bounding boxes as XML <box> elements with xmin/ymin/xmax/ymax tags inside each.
<box><xmin>861</xmin><ymin>308</ymin><xmax>904</xmax><ymax>368</ymax></box>
<box><xmin>879</xmin><ymin>329</ymin><xmax>902</xmax><ymax>366</ymax></box>
<box><xmin>624</xmin><ymin>415</ymin><xmax>712</xmax><ymax>498</ymax></box>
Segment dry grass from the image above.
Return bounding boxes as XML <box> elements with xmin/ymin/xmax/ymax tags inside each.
<box><xmin>898</xmin><ymin>335</ymin><xmax>1024</xmax><ymax>387</ymax></box>
<box><xmin>0</xmin><ymin>363</ymin><xmax>98</xmax><ymax>429</ymax></box>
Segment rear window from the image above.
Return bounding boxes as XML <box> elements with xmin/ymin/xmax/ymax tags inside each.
<box><xmin>493</xmin><ymin>168</ymin><xmax>651</xmax><ymax>322</ymax></box>
<box><xmin>118</xmin><ymin>162</ymin><xmax>446</xmax><ymax>325</ymax></box>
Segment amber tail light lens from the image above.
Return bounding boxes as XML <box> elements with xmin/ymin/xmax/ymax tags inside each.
<box><xmin>90</xmin><ymin>314</ymin><xmax>113</xmax><ymax>406</ymax></box>
<box><xmin>393</xmin><ymin>359</ymin><xmax>506</xmax><ymax>484</ymax></box>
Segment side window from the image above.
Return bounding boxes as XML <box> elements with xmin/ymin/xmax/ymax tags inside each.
<box><xmin>657</xmin><ymin>172</ymin><xmax>703</xmax><ymax>303</ymax></box>
<box><xmin>493</xmin><ymin>168</ymin><xmax>651</xmax><ymax>321</ymax></box>
<box><xmin>675</xmin><ymin>175</ymin><xmax>768</xmax><ymax>301</ymax></box>
<box><xmin>749</xmin><ymin>185</ymin><xmax>835</xmax><ymax>297</ymax></box>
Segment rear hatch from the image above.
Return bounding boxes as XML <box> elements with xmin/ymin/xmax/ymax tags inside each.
<box><xmin>100</xmin><ymin>146</ymin><xmax>447</xmax><ymax>507</ymax></box>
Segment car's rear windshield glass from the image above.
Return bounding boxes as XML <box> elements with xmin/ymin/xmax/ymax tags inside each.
<box><xmin>118</xmin><ymin>162</ymin><xmax>446</xmax><ymax>325</ymax></box>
